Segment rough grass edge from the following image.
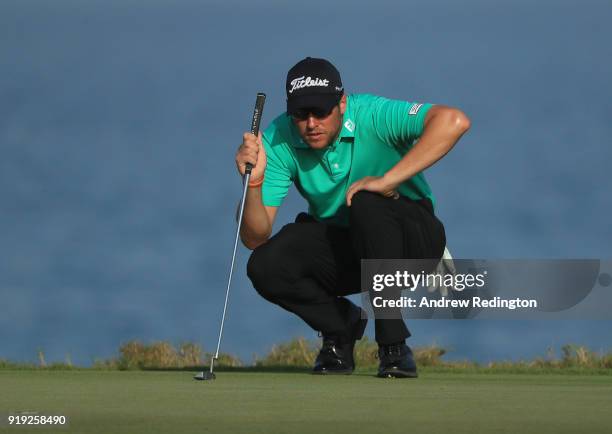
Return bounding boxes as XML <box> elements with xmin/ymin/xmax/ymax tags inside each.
<box><xmin>1</xmin><ymin>340</ymin><xmax>611</xmax><ymax>374</ymax></box>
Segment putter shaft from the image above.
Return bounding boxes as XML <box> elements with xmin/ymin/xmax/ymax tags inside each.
<box><xmin>195</xmin><ymin>93</ymin><xmax>266</xmax><ymax>381</ymax></box>
<box><xmin>212</xmin><ymin>169</ymin><xmax>251</xmax><ymax>360</ymax></box>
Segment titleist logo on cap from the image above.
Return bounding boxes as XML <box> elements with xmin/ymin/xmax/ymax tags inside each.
<box><xmin>289</xmin><ymin>76</ymin><xmax>329</xmax><ymax>94</ymax></box>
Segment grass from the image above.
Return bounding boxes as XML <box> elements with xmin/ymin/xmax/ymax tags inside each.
<box><xmin>2</xmin><ymin>340</ymin><xmax>611</xmax><ymax>432</ymax></box>
<box><xmin>1</xmin><ymin>370</ymin><xmax>611</xmax><ymax>434</ymax></box>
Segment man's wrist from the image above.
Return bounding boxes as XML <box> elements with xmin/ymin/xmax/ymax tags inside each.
<box><xmin>248</xmin><ymin>175</ymin><xmax>264</xmax><ymax>188</ymax></box>
<box><xmin>382</xmin><ymin>172</ymin><xmax>401</xmax><ymax>190</ymax></box>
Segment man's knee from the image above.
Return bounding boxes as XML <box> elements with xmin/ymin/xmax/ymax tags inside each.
<box><xmin>349</xmin><ymin>191</ymin><xmax>388</xmax><ymax>224</ymax></box>
<box><xmin>246</xmin><ymin>244</ymin><xmax>277</xmax><ymax>300</ymax></box>
<box><xmin>246</xmin><ymin>223</ymin><xmax>305</xmax><ymax>300</ymax></box>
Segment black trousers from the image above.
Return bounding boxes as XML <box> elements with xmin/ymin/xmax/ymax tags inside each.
<box><xmin>247</xmin><ymin>191</ymin><xmax>446</xmax><ymax>345</ymax></box>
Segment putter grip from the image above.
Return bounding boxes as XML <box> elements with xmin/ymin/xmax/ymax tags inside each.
<box><xmin>246</xmin><ymin>93</ymin><xmax>266</xmax><ymax>175</ymax></box>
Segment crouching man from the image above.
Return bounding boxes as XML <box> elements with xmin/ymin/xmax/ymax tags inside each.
<box><xmin>235</xmin><ymin>57</ymin><xmax>470</xmax><ymax>377</ymax></box>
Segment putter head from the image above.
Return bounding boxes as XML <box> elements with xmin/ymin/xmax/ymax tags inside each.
<box><xmin>194</xmin><ymin>371</ymin><xmax>216</xmax><ymax>381</ymax></box>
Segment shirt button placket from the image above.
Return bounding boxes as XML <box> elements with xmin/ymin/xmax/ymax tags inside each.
<box><xmin>326</xmin><ymin>149</ymin><xmax>338</xmax><ymax>176</ymax></box>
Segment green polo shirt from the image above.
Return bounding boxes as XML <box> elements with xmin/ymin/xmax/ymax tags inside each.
<box><xmin>261</xmin><ymin>93</ymin><xmax>434</xmax><ymax>226</ymax></box>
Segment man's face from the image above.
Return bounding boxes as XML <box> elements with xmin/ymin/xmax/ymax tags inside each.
<box><xmin>291</xmin><ymin>95</ymin><xmax>347</xmax><ymax>149</ymax></box>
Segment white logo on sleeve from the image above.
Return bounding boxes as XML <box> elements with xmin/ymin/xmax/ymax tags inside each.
<box><xmin>289</xmin><ymin>76</ymin><xmax>330</xmax><ymax>94</ymax></box>
<box><xmin>409</xmin><ymin>103</ymin><xmax>423</xmax><ymax>115</ymax></box>
<box><xmin>344</xmin><ymin>119</ymin><xmax>354</xmax><ymax>132</ymax></box>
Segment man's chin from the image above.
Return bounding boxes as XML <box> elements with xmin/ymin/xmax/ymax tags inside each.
<box><xmin>305</xmin><ymin>136</ymin><xmax>331</xmax><ymax>149</ymax></box>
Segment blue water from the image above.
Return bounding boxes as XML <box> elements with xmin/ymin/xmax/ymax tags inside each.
<box><xmin>1</xmin><ymin>0</ymin><xmax>611</xmax><ymax>366</ymax></box>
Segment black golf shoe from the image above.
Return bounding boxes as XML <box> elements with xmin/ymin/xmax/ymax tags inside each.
<box><xmin>312</xmin><ymin>312</ymin><xmax>367</xmax><ymax>375</ymax></box>
<box><xmin>377</xmin><ymin>343</ymin><xmax>418</xmax><ymax>378</ymax></box>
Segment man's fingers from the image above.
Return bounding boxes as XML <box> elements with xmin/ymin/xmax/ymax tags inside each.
<box><xmin>237</xmin><ymin>134</ymin><xmax>259</xmax><ymax>165</ymax></box>
<box><xmin>236</xmin><ymin>131</ymin><xmax>266</xmax><ymax>179</ymax></box>
<box><xmin>245</xmin><ymin>147</ymin><xmax>258</xmax><ymax>160</ymax></box>
<box><xmin>346</xmin><ymin>188</ymin><xmax>355</xmax><ymax>206</ymax></box>
<box><xmin>242</xmin><ymin>142</ymin><xmax>259</xmax><ymax>153</ymax></box>
<box><xmin>347</xmin><ymin>186</ymin><xmax>365</xmax><ymax>206</ymax></box>
<box><xmin>242</xmin><ymin>132</ymin><xmax>260</xmax><ymax>150</ymax></box>
<box><xmin>346</xmin><ymin>178</ymin><xmax>397</xmax><ymax>206</ymax></box>
<box><xmin>345</xmin><ymin>182</ymin><xmax>361</xmax><ymax>206</ymax></box>
<box><xmin>243</xmin><ymin>132</ymin><xmax>256</xmax><ymax>141</ymax></box>
<box><xmin>236</xmin><ymin>153</ymin><xmax>258</xmax><ymax>174</ymax></box>
<box><xmin>382</xmin><ymin>189</ymin><xmax>399</xmax><ymax>199</ymax></box>
<box><xmin>238</xmin><ymin>152</ymin><xmax>258</xmax><ymax>167</ymax></box>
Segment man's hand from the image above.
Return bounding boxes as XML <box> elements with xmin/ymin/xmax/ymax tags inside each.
<box><xmin>236</xmin><ymin>131</ymin><xmax>266</xmax><ymax>181</ymax></box>
<box><xmin>346</xmin><ymin>176</ymin><xmax>400</xmax><ymax>206</ymax></box>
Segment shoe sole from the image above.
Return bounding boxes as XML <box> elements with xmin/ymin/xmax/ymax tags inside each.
<box><xmin>312</xmin><ymin>369</ymin><xmax>354</xmax><ymax>375</ymax></box>
<box><xmin>377</xmin><ymin>368</ymin><xmax>418</xmax><ymax>378</ymax></box>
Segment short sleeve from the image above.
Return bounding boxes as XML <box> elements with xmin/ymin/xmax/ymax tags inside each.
<box><xmin>261</xmin><ymin>132</ymin><xmax>292</xmax><ymax>207</ymax></box>
<box><xmin>370</xmin><ymin>96</ymin><xmax>433</xmax><ymax>149</ymax></box>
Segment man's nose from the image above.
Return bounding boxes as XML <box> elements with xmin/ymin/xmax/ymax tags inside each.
<box><xmin>306</xmin><ymin>115</ymin><xmax>317</xmax><ymax>128</ymax></box>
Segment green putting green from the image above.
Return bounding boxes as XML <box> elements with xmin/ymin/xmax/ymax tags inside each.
<box><xmin>1</xmin><ymin>370</ymin><xmax>611</xmax><ymax>433</ymax></box>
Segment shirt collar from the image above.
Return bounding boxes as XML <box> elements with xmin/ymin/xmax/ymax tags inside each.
<box><xmin>289</xmin><ymin>96</ymin><xmax>355</xmax><ymax>149</ymax></box>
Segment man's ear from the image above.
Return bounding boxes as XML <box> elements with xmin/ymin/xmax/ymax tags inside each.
<box><xmin>339</xmin><ymin>94</ymin><xmax>347</xmax><ymax>115</ymax></box>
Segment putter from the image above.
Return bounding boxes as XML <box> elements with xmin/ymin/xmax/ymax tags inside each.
<box><xmin>194</xmin><ymin>92</ymin><xmax>266</xmax><ymax>381</ymax></box>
